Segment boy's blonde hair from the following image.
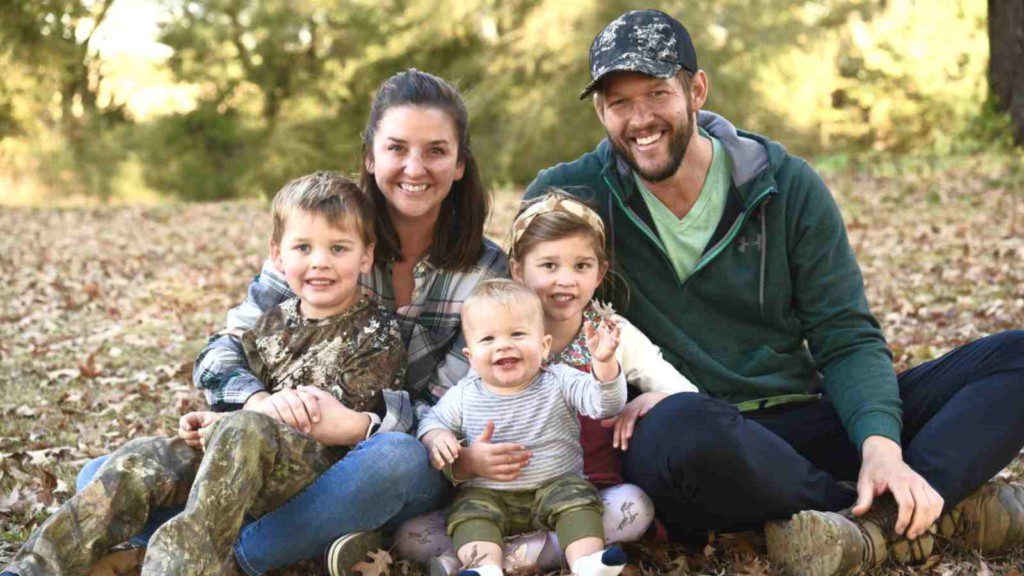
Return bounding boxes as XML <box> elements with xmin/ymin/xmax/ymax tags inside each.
<box><xmin>462</xmin><ymin>279</ymin><xmax>543</xmax><ymax>324</ymax></box>
<box><xmin>271</xmin><ymin>171</ymin><xmax>376</xmax><ymax>246</ymax></box>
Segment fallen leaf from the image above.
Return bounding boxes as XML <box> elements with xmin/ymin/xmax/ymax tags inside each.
<box><xmin>37</xmin><ymin>469</ymin><xmax>57</xmax><ymax>506</ymax></box>
<box><xmin>79</xmin><ymin>352</ymin><xmax>102</xmax><ymax>378</ymax></box>
<box><xmin>351</xmin><ymin>549</ymin><xmax>392</xmax><ymax>576</ymax></box>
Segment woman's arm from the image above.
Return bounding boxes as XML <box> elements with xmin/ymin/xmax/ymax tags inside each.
<box><xmin>193</xmin><ymin>259</ymin><xmax>293</xmax><ymax>410</ymax></box>
<box><xmin>301</xmin><ymin>388</ymin><xmax>373</xmax><ymax>446</ymax></box>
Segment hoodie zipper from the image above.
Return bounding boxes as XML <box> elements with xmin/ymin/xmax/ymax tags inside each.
<box><xmin>685</xmin><ymin>185</ymin><xmax>776</xmax><ymax>285</ymax></box>
<box><xmin>602</xmin><ymin>173</ymin><xmax>676</xmax><ymax>272</ymax></box>
<box><xmin>604</xmin><ymin>172</ymin><xmax>776</xmax><ymax>288</ymax></box>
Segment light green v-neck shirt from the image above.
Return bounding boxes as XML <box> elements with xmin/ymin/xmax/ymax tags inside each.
<box><xmin>635</xmin><ymin>133</ymin><xmax>731</xmax><ymax>283</ymax></box>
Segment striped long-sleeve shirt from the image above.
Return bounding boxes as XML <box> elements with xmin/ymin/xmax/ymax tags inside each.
<box><xmin>193</xmin><ymin>238</ymin><xmax>508</xmax><ymax>435</ymax></box>
<box><xmin>417</xmin><ymin>363</ymin><xmax>627</xmax><ymax>490</ymax></box>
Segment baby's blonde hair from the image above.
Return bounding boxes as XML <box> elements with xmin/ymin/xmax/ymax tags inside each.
<box><xmin>462</xmin><ymin>279</ymin><xmax>544</xmax><ymax>325</ymax></box>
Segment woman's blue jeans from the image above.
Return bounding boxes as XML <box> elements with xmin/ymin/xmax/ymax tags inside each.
<box><xmin>76</xmin><ymin>431</ymin><xmax>450</xmax><ymax>576</ymax></box>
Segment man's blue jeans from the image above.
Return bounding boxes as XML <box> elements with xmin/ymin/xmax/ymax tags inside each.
<box><xmin>76</xmin><ymin>432</ymin><xmax>450</xmax><ymax>576</ymax></box>
<box><xmin>622</xmin><ymin>330</ymin><xmax>1024</xmax><ymax>541</ymax></box>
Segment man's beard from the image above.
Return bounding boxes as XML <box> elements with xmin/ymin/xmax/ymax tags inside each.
<box><xmin>611</xmin><ymin>113</ymin><xmax>694</xmax><ymax>183</ymax></box>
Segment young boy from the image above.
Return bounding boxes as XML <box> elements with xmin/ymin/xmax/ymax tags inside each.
<box><xmin>3</xmin><ymin>172</ymin><xmax>405</xmax><ymax>576</ymax></box>
<box><xmin>418</xmin><ymin>279</ymin><xmax>628</xmax><ymax>576</ymax></box>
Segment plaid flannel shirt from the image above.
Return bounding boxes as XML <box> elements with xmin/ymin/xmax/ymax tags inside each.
<box><xmin>193</xmin><ymin>238</ymin><xmax>508</xmax><ymax>434</ymax></box>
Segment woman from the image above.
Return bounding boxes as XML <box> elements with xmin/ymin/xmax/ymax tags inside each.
<box><xmin>73</xmin><ymin>69</ymin><xmax>507</xmax><ymax>576</ymax></box>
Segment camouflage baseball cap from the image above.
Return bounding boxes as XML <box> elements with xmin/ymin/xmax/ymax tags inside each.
<box><xmin>580</xmin><ymin>9</ymin><xmax>698</xmax><ymax>99</ymax></box>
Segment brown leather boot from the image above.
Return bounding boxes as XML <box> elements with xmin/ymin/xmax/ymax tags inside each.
<box><xmin>765</xmin><ymin>495</ymin><xmax>935</xmax><ymax>576</ymax></box>
<box><xmin>937</xmin><ymin>480</ymin><xmax>1024</xmax><ymax>554</ymax></box>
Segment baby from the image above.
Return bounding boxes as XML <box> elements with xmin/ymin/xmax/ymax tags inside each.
<box><xmin>418</xmin><ymin>279</ymin><xmax>628</xmax><ymax>576</ymax></box>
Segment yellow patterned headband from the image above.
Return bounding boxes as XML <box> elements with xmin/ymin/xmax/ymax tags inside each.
<box><xmin>509</xmin><ymin>193</ymin><xmax>606</xmax><ymax>259</ymax></box>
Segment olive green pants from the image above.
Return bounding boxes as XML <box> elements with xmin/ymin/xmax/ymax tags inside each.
<box><xmin>447</xmin><ymin>474</ymin><xmax>604</xmax><ymax>553</ymax></box>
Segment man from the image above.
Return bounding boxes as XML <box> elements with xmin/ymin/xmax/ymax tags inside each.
<box><xmin>523</xmin><ymin>9</ymin><xmax>1024</xmax><ymax>576</ymax></box>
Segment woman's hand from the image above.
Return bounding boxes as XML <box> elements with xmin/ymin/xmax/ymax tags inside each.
<box><xmin>299</xmin><ymin>386</ymin><xmax>372</xmax><ymax>447</ymax></box>
<box><xmin>244</xmin><ymin>388</ymin><xmax>322</xmax><ymax>434</ymax></box>
<box><xmin>421</xmin><ymin>429</ymin><xmax>462</xmax><ymax>470</ymax></box>
<box><xmin>178</xmin><ymin>411</ymin><xmax>223</xmax><ymax>448</ymax></box>
<box><xmin>601</xmin><ymin>391</ymin><xmax>668</xmax><ymax>450</ymax></box>
<box><xmin>453</xmin><ymin>421</ymin><xmax>532</xmax><ymax>482</ymax></box>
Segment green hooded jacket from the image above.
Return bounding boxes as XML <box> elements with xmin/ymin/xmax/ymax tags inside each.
<box><xmin>524</xmin><ymin>111</ymin><xmax>901</xmax><ymax>450</ymax></box>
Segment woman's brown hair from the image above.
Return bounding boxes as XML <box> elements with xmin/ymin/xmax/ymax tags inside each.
<box><xmin>360</xmin><ymin>69</ymin><xmax>489</xmax><ymax>271</ymax></box>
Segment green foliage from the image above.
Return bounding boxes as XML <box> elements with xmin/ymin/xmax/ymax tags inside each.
<box><xmin>135</xmin><ymin>103</ymin><xmax>258</xmax><ymax>200</ymax></box>
<box><xmin>0</xmin><ymin>0</ymin><xmax>1011</xmax><ymax>203</ymax></box>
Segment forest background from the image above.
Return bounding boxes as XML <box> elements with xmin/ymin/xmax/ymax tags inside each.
<box><xmin>1</xmin><ymin>0</ymin><xmax>1021</xmax><ymax>203</ymax></box>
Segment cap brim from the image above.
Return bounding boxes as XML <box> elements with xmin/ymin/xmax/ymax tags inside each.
<box><xmin>579</xmin><ymin>58</ymin><xmax>681</xmax><ymax>100</ymax></box>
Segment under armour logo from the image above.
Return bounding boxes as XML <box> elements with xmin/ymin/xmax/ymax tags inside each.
<box><xmin>737</xmin><ymin>234</ymin><xmax>762</xmax><ymax>253</ymax></box>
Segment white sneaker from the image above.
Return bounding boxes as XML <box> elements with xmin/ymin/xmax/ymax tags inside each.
<box><xmin>323</xmin><ymin>531</ymin><xmax>383</xmax><ymax>576</ymax></box>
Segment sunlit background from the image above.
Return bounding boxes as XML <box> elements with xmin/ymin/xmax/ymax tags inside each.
<box><xmin>0</xmin><ymin>0</ymin><xmax>1016</xmax><ymax>205</ymax></box>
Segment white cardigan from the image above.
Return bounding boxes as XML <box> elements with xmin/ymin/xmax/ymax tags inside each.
<box><xmin>614</xmin><ymin>315</ymin><xmax>699</xmax><ymax>395</ymax></box>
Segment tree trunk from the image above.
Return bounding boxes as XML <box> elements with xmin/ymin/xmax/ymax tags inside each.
<box><xmin>989</xmin><ymin>0</ymin><xmax>1024</xmax><ymax>145</ymax></box>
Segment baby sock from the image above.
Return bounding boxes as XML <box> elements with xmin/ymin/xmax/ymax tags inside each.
<box><xmin>457</xmin><ymin>564</ymin><xmax>503</xmax><ymax>576</ymax></box>
<box><xmin>570</xmin><ymin>546</ymin><xmax>627</xmax><ymax>576</ymax></box>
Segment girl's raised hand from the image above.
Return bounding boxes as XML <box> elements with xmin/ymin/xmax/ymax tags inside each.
<box><xmin>584</xmin><ymin>318</ymin><xmax>621</xmax><ymax>363</ymax></box>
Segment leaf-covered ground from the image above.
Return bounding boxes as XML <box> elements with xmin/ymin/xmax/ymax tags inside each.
<box><xmin>1</xmin><ymin>158</ymin><xmax>1022</xmax><ymax>575</ymax></box>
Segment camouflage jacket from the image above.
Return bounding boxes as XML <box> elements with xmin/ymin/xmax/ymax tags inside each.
<box><xmin>241</xmin><ymin>296</ymin><xmax>406</xmax><ymax>417</ymax></box>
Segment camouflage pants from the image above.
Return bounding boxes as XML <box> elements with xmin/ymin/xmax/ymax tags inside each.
<box><xmin>4</xmin><ymin>411</ymin><xmax>339</xmax><ymax>576</ymax></box>
<box><xmin>447</xmin><ymin>475</ymin><xmax>604</xmax><ymax>552</ymax></box>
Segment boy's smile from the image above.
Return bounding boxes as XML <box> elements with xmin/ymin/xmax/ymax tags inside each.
<box><xmin>271</xmin><ymin>209</ymin><xmax>374</xmax><ymax>319</ymax></box>
<box><xmin>462</xmin><ymin>301</ymin><xmax>552</xmax><ymax>394</ymax></box>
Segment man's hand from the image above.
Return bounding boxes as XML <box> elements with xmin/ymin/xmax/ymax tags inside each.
<box><xmin>422</xmin><ymin>429</ymin><xmax>462</xmax><ymax>470</ymax></box>
<box><xmin>178</xmin><ymin>411</ymin><xmax>223</xmax><ymax>448</ymax></box>
<box><xmin>853</xmin><ymin>436</ymin><xmax>944</xmax><ymax>539</ymax></box>
<box><xmin>244</xmin><ymin>388</ymin><xmax>321</xmax><ymax>434</ymax></box>
<box><xmin>600</xmin><ymin>391</ymin><xmax>669</xmax><ymax>450</ymax></box>
<box><xmin>453</xmin><ymin>421</ymin><xmax>532</xmax><ymax>481</ymax></box>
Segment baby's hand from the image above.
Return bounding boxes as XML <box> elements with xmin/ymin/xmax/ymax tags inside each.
<box><xmin>422</xmin><ymin>429</ymin><xmax>462</xmax><ymax>470</ymax></box>
<box><xmin>584</xmin><ymin>318</ymin><xmax>620</xmax><ymax>363</ymax></box>
<box><xmin>178</xmin><ymin>411</ymin><xmax>223</xmax><ymax>448</ymax></box>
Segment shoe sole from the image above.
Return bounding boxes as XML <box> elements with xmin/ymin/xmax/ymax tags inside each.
<box><xmin>324</xmin><ymin>531</ymin><xmax>383</xmax><ymax>576</ymax></box>
<box><xmin>429</xmin><ymin>556</ymin><xmax>450</xmax><ymax>576</ymax></box>
<box><xmin>765</xmin><ymin>511</ymin><xmax>862</xmax><ymax>576</ymax></box>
